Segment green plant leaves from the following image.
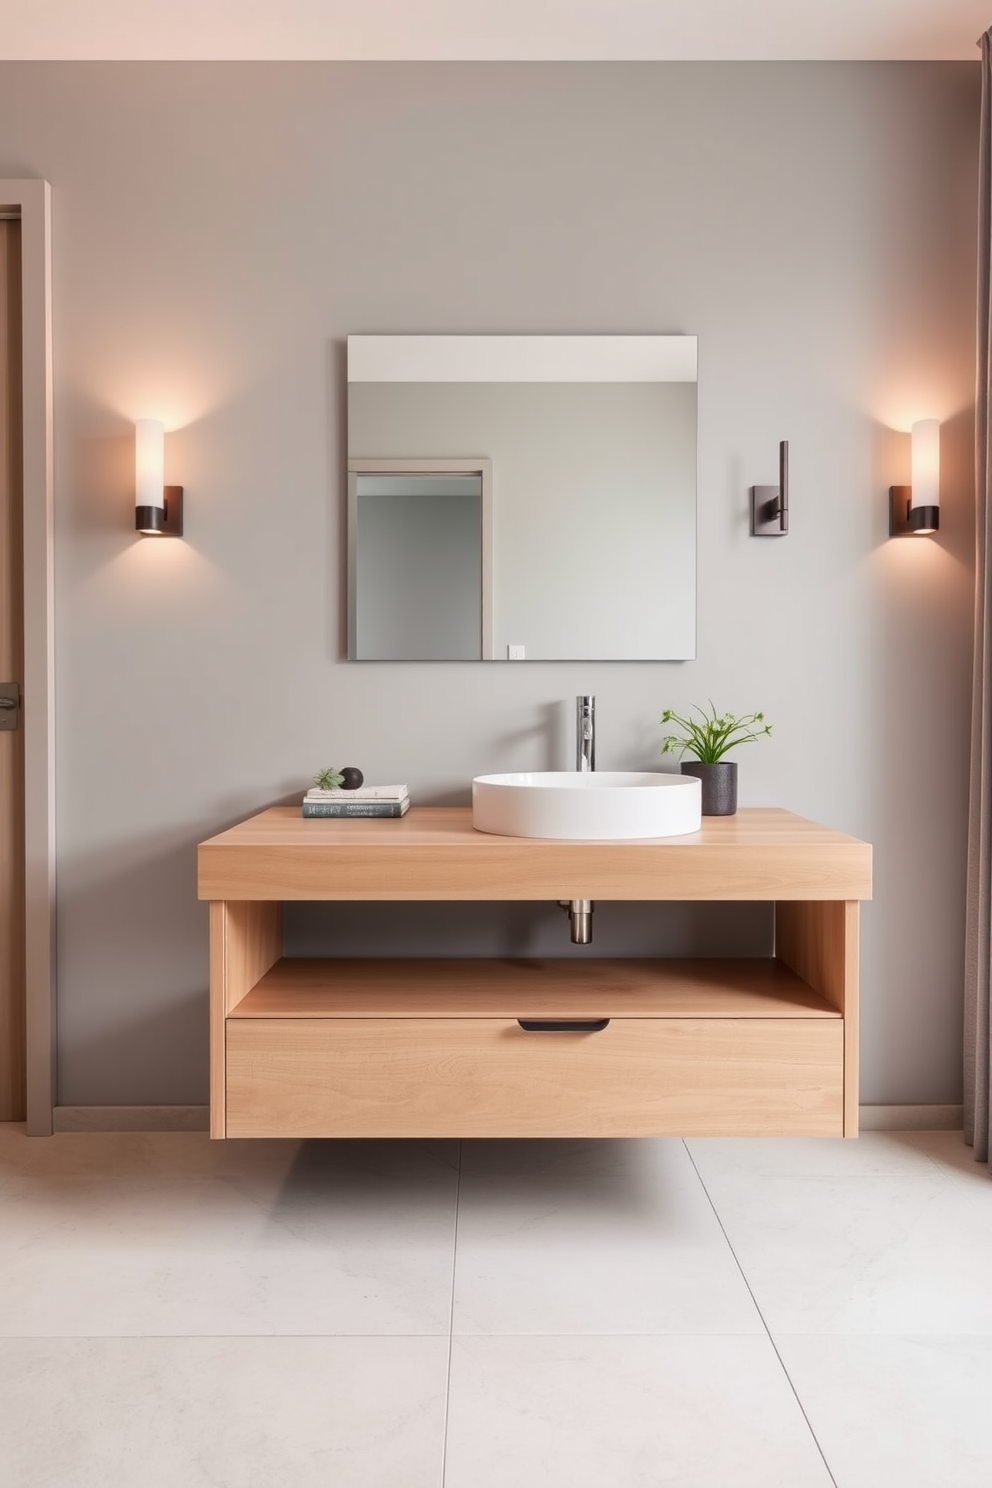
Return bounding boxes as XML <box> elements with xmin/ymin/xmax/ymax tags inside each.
<box><xmin>660</xmin><ymin>702</ymin><xmax>772</xmax><ymax>763</ymax></box>
<box><xmin>313</xmin><ymin>767</ymin><xmax>346</xmax><ymax>790</ymax></box>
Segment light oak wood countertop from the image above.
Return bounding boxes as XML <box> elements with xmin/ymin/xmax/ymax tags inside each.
<box><xmin>198</xmin><ymin>805</ymin><xmax>872</xmax><ymax>903</ymax></box>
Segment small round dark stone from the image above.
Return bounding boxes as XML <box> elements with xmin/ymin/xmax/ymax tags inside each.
<box><xmin>339</xmin><ymin>767</ymin><xmax>364</xmax><ymax>790</ymax></box>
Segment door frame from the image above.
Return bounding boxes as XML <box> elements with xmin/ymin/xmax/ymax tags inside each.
<box><xmin>0</xmin><ymin>180</ymin><xmax>54</xmax><ymax>1135</ymax></box>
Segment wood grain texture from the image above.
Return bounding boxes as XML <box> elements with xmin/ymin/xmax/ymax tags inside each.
<box><xmin>225</xmin><ymin>1016</ymin><xmax>844</xmax><ymax>1139</ymax></box>
<box><xmin>232</xmin><ymin>956</ymin><xmax>840</xmax><ymax>1020</ymax></box>
<box><xmin>209</xmin><ymin>900</ymin><xmax>282</xmax><ymax>1139</ymax></box>
<box><xmin>0</xmin><ymin>219</ymin><xmax>25</xmax><ymax>1122</ymax></box>
<box><xmin>842</xmin><ymin>902</ymin><xmax>859</xmax><ymax>1137</ymax></box>
<box><xmin>224</xmin><ymin>900</ymin><xmax>283</xmax><ymax>1015</ymax></box>
<box><xmin>206</xmin><ymin>807</ymin><xmax>869</xmax><ymax>1141</ymax></box>
<box><xmin>198</xmin><ymin>805</ymin><xmax>873</xmax><ymax>903</ymax></box>
<box><xmin>776</xmin><ymin>899</ymin><xmax>860</xmax><ymax>1136</ymax></box>
<box><xmin>208</xmin><ymin>903</ymin><xmax>227</xmax><ymax>1139</ymax></box>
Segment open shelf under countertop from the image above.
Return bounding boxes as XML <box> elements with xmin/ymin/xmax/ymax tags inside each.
<box><xmin>229</xmin><ymin>956</ymin><xmax>841</xmax><ymax>1020</ymax></box>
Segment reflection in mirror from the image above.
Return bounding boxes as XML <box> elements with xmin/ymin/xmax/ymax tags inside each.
<box><xmin>347</xmin><ymin>336</ymin><xmax>696</xmax><ymax>662</ymax></box>
<box><xmin>351</xmin><ymin>471</ymin><xmax>486</xmax><ymax>660</ymax></box>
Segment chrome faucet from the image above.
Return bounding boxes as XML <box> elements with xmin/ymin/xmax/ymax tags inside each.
<box><xmin>576</xmin><ymin>695</ymin><xmax>595</xmax><ymax>772</ymax></box>
<box><xmin>564</xmin><ymin>695</ymin><xmax>595</xmax><ymax>944</ymax></box>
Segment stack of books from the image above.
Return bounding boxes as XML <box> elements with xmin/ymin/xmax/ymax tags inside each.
<box><xmin>301</xmin><ymin>784</ymin><xmax>410</xmax><ymax>819</ymax></box>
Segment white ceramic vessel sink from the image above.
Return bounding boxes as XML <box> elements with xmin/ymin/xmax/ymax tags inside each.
<box><xmin>472</xmin><ymin>771</ymin><xmax>702</xmax><ymax>840</ymax></box>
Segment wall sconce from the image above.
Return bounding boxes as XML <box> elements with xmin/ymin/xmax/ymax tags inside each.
<box><xmin>889</xmin><ymin>419</ymin><xmax>939</xmax><ymax>537</ymax></box>
<box><xmin>750</xmin><ymin>441</ymin><xmax>789</xmax><ymax>536</ymax></box>
<box><xmin>134</xmin><ymin>418</ymin><xmax>183</xmax><ymax>536</ymax></box>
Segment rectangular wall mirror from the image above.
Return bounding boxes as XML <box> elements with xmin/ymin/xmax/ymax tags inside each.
<box><xmin>347</xmin><ymin>335</ymin><xmax>697</xmax><ymax>661</ymax></box>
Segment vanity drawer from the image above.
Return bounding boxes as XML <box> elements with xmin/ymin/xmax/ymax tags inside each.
<box><xmin>225</xmin><ymin>1016</ymin><xmax>844</xmax><ymax>1139</ymax></box>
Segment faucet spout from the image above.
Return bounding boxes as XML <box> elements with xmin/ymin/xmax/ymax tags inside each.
<box><xmin>576</xmin><ymin>695</ymin><xmax>595</xmax><ymax>772</ymax></box>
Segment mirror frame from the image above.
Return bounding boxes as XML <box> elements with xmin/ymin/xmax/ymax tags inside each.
<box><xmin>347</xmin><ymin>335</ymin><xmax>697</xmax><ymax>662</ymax></box>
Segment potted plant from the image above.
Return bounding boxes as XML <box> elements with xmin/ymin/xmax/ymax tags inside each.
<box><xmin>660</xmin><ymin>703</ymin><xmax>772</xmax><ymax>816</ymax></box>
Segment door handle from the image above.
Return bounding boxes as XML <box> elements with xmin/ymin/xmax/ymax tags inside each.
<box><xmin>517</xmin><ymin>1018</ymin><xmax>610</xmax><ymax>1032</ymax></box>
<box><xmin>0</xmin><ymin>682</ymin><xmax>19</xmax><ymax>731</ymax></box>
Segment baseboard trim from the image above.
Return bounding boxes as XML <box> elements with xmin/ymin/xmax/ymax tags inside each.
<box><xmin>53</xmin><ymin>1105</ymin><xmax>210</xmax><ymax>1133</ymax></box>
<box><xmin>858</xmin><ymin>1103</ymin><xmax>963</xmax><ymax>1131</ymax></box>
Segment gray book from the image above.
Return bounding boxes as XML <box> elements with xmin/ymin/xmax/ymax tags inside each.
<box><xmin>301</xmin><ymin>798</ymin><xmax>409</xmax><ymax>818</ymax></box>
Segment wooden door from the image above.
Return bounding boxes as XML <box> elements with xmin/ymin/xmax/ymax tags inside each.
<box><xmin>0</xmin><ymin>217</ymin><xmax>25</xmax><ymax>1120</ymax></box>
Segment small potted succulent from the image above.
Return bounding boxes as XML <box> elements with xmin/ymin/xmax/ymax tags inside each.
<box><xmin>313</xmin><ymin>766</ymin><xmax>364</xmax><ymax>791</ymax></box>
<box><xmin>661</xmin><ymin>703</ymin><xmax>772</xmax><ymax>816</ymax></box>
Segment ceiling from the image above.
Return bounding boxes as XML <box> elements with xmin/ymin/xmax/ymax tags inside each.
<box><xmin>0</xmin><ymin>0</ymin><xmax>988</xmax><ymax>62</ymax></box>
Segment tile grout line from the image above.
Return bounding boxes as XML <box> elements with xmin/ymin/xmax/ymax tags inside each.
<box><xmin>0</xmin><ymin>1332</ymin><xmax>897</xmax><ymax>1355</ymax></box>
<box><xmin>681</xmin><ymin>1141</ymin><xmax>839</xmax><ymax>1488</ymax></box>
<box><xmin>440</xmin><ymin>1138</ymin><xmax>463</xmax><ymax>1488</ymax></box>
<box><xmin>900</xmin><ymin>1131</ymin><xmax>965</xmax><ymax>1182</ymax></box>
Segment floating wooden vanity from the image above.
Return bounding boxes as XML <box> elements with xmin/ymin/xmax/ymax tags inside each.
<box><xmin>198</xmin><ymin>806</ymin><xmax>872</xmax><ymax>1141</ymax></box>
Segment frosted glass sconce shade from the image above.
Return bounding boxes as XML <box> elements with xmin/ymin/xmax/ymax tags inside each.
<box><xmin>909</xmin><ymin>419</ymin><xmax>940</xmax><ymax>533</ymax></box>
<box><xmin>135</xmin><ymin>418</ymin><xmax>183</xmax><ymax>536</ymax></box>
<box><xmin>889</xmin><ymin>418</ymin><xmax>940</xmax><ymax>537</ymax></box>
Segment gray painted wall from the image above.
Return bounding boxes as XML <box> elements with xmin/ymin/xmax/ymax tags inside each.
<box><xmin>0</xmin><ymin>61</ymin><xmax>978</xmax><ymax>1106</ymax></box>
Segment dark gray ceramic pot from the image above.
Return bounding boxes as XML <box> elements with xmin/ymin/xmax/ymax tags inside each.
<box><xmin>680</xmin><ymin>760</ymin><xmax>738</xmax><ymax>816</ymax></box>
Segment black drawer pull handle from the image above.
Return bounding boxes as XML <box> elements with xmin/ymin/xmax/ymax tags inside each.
<box><xmin>517</xmin><ymin>1018</ymin><xmax>610</xmax><ymax>1033</ymax></box>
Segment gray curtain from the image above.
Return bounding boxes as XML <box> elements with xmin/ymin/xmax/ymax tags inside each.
<box><xmin>965</xmin><ymin>29</ymin><xmax>992</xmax><ymax>1167</ymax></box>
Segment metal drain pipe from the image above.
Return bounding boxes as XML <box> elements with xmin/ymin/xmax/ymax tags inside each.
<box><xmin>558</xmin><ymin>898</ymin><xmax>593</xmax><ymax>944</ymax></box>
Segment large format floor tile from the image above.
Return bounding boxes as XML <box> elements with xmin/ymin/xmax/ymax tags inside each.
<box><xmin>901</xmin><ymin>1128</ymin><xmax>992</xmax><ymax>1183</ymax></box>
<box><xmin>0</xmin><ymin>1138</ymin><xmax>459</xmax><ymax>1336</ymax></box>
<box><xmin>686</xmin><ymin>1131</ymin><xmax>958</xmax><ymax>1183</ymax></box>
<box><xmin>452</xmin><ymin>1138</ymin><xmax>762</xmax><ymax>1335</ymax></box>
<box><xmin>686</xmin><ymin>1133</ymin><xmax>992</xmax><ymax>1335</ymax></box>
<box><xmin>4</xmin><ymin>1122</ymin><xmax>990</xmax><ymax>1486</ymax></box>
<box><xmin>444</xmin><ymin>1334</ymin><xmax>834</xmax><ymax>1488</ymax></box>
<box><xmin>0</xmin><ymin>1335</ymin><xmax>448</xmax><ymax>1488</ymax></box>
<box><xmin>777</xmin><ymin>1335</ymin><xmax>992</xmax><ymax>1488</ymax></box>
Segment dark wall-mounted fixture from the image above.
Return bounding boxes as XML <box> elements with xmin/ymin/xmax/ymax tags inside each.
<box><xmin>889</xmin><ymin>419</ymin><xmax>939</xmax><ymax>537</ymax></box>
<box><xmin>750</xmin><ymin>441</ymin><xmax>789</xmax><ymax>536</ymax></box>
<box><xmin>134</xmin><ymin>418</ymin><xmax>183</xmax><ymax>536</ymax></box>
